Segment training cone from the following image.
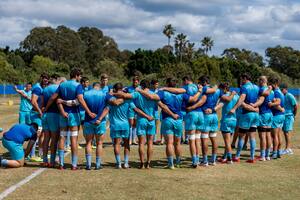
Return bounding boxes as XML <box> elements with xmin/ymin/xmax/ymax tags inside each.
<box><xmin>7</xmin><ymin>100</ymin><xmax>14</xmax><ymax>106</ymax></box>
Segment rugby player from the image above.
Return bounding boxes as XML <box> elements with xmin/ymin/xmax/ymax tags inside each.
<box><xmin>14</xmin><ymin>83</ymin><xmax>32</xmax><ymax>125</ymax></box>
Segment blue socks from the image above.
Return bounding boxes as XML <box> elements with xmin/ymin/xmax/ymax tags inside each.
<box><xmin>260</xmin><ymin>149</ymin><xmax>266</xmax><ymax>158</ymax></box>
<box><xmin>203</xmin><ymin>155</ymin><xmax>208</xmax><ymax>163</ymax></box>
<box><xmin>58</xmin><ymin>150</ymin><xmax>64</xmax><ymax>166</ymax></box>
<box><xmin>196</xmin><ymin>155</ymin><xmax>199</xmax><ymax>164</ymax></box>
<box><xmin>236</xmin><ymin>138</ymin><xmax>244</xmax><ymax>158</ymax></box>
<box><xmin>1</xmin><ymin>159</ymin><xmax>8</xmax><ymax>167</ymax></box>
<box><xmin>115</xmin><ymin>154</ymin><xmax>121</xmax><ymax>165</ymax></box>
<box><xmin>250</xmin><ymin>138</ymin><xmax>256</xmax><ymax>160</ymax></box>
<box><xmin>167</xmin><ymin>156</ymin><xmax>173</xmax><ymax>167</ymax></box>
<box><xmin>227</xmin><ymin>152</ymin><xmax>232</xmax><ymax>160</ymax></box>
<box><xmin>86</xmin><ymin>154</ymin><xmax>92</xmax><ymax>168</ymax></box>
<box><xmin>266</xmin><ymin>148</ymin><xmax>270</xmax><ymax>158</ymax></box>
<box><xmin>50</xmin><ymin>154</ymin><xmax>56</xmax><ymax>165</ymax></box>
<box><xmin>43</xmin><ymin>155</ymin><xmax>48</xmax><ymax>163</ymax></box>
<box><xmin>96</xmin><ymin>156</ymin><xmax>101</xmax><ymax>168</ymax></box>
<box><xmin>71</xmin><ymin>155</ymin><xmax>78</xmax><ymax>167</ymax></box>
<box><xmin>211</xmin><ymin>154</ymin><xmax>217</xmax><ymax>163</ymax></box>
<box><xmin>176</xmin><ymin>156</ymin><xmax>181</xmax><ymax>165</ymax></box>
<box><xmin>192</xmin><ymin>155</ymin><xmax>197</xmax><ymax>165</ymax></box>
<box><xmin>124</xmin><ymin>154</ymin><xmax>129</xmax><ymax>165</ymax></box>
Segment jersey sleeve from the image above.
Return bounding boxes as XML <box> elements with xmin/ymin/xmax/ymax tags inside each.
<box><xmin>182</xmin><ymin>93</ymin><xmax>190</xmax><ymax>103</ymax></box>
<box><xmin>240</xmin><ymin>85</ymin><xmax>247</xmax><ymax>95</ymax></box>
<box><xmin>202</xmin><ymin>86</ymin><xmax>208</xmax><ymax>94</ymax></box>
<box><xmin>131</xmin><ymin>92</ymin><xmax>139</xmax><ymax>99</ymax></box>
<box><xmin>157</xmin><ymin>91</ymin><xmax>164</xmax><ymax>101</ymax></box>
<box><xmin>76</xmin><ymin>85</ymin><xmax>84</xmax><ymax>96</ymax></box>
<box><xmin>129</xmin><ymin>102</ymin><xmax>136</xmax><ymax>109</ymax></box>
<box><xmin>274</xmin><ymin>90</ymin><xmax>280</xmax><ymax>99</ymax></box>
<box><xmin>288</xmin><ymin>94</ymin><xmax>297</xmax><ymax>106</ymax></box>
<box><xmin>32</xmin><ymin>87</ymin><xmax>42</xmax><ymax>96</ymax></box>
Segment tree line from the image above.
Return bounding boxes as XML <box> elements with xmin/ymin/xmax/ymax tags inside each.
<box><xmin>0</xmin><ymin>24</ymin><xmax>300</xmax><ymax>87</ymax></box>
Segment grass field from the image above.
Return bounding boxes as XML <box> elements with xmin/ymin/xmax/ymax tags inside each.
<box><xmin>0</xmin><ymin>97</ymin><xmax>300</xmax><ymax>200</ymax></box>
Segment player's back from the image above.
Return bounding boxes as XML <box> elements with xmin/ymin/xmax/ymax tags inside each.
<box><xmin>259</xmin><ymin>86</ymin><xmax>274</xmax><ymax>114</ymax></box>
<box><xmin>84</xmin><ymin>89</ymin><xmax>108</xmax><ymax>122</ymax></box>
<box><xmin>109</xmin><ymin>99</ymin><xmax>133</xmax><ymax>130</ymax></box>
<box><xmin>284</xmin><ymin>92</ymin><xmax>297</xmax><ymax>115</ymax></box>
<box><xmin>132</xmin><ymin>91</ymin><xmax>157</xmax><ymax>118</ymax></box>
<box><xmin>222</xmin><ymin>92</ymin><xmax>239</xmax><ymax>118</ymax></box>
<box><xmin>58</xmin><ymin>80</ymin><xmax>80</xmax><ymax>101</ymax></box>
<box><xmin>202</xmin><ymin>87</ymin><xmax>221</xmax><ymax>111</ymax></box>
<box><xmin>272</xmin><ymin>88</ymin><xmax>285</xmax><ymax>115</ymax></box>
<box><xmin>32</xmin><ymin>83</ymin><xmax>43</xmax><ymax>108</ymax></box>
<box><xmin>4</xmin><ymin>124</ymin><xmax>35</xmax><ymax>144</ymax></box>
<box><xmin>43</xmin><ymin>84</ymin><xmax>59</xmax><ymax>113</ymax></box>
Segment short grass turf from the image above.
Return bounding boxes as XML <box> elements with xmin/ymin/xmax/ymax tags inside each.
<box><xmin>1</xmin><ymin>97</ymin><xmax>300</xmax><ymax>200</ymax></box>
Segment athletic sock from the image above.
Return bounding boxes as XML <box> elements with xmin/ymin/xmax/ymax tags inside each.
<box><xmin>192</xmin><ymin>155</ymin><xmax>197</xmax><ymax>165</ymax></box>
<box><xmin>236</xmin><ymin>138</ymin><xmax>244</xmax><ymax>158</ymax></box>
<box><xmin>124</xmin><ymin>154</ymin><xmax>129</xmax><ymax>165</ymax></box>
<box><xmin>211</xmin><ymin>154</ymin><xmax>217</xmax><ymax>163</ymax></box>
<box><xmin>86</xmin><ymin>154</ymin><xmax>92</xmax><ymax>168</ymax></box>
<box><xmin>176</xmin><ymin>156</ymin><xmax>181</xmax><ymax>165</ymax></box>
<box><xmin>250</xmin><ymin>138</ymin><xmax>256</xmax><ymax>160</ymax></box>
<box><xmin>278</xmin><ymin>149</ymin><xmax>282</xmax><ymax>156</ymax></box>
<box><xmin>167</xmin><ymin>156</ymin><xmax>173</xmax><ymax>167</ymax></box>
<box><xmin>115</xmin><ymin>154</ymin><xmax>121</xmax><ymax>165</ymax></box>
<box><xmin>227</xmin><ymin>152</ymin><xmax>232</xmax><ymax>161</ymax></box>
<box><xmin>96</xmin><ymin>156</ymin><xmax>101</xmax><ymax>168</ymax></box>
<box><xmin>133</xmin><ymin>128</ymin><xmax>137</xmax><ymax>142</ymax></box>
<box><xmin>203</xmin><ymin>155</ymin><xmax>208</xmax><ymax>163</ymax></box>
<box><xmin>71</xmin><ymin>155</ymin><xmax>78</xmax><ymax>167</ymax></box>
<box><xmin>50</xmin><ymin>154</ymin><xmax>56</xmax><ymax>165</ymax></box>
<box><xmin>260</xmin><ymin>149</ymin><xmax>266</xmax><ymax>158</ymax></box>
<box><xmin>43</xmin><ymin>155</ymin><xmax>48</xmax><ymax>163</ymax></box>
<box><xmin>1</xmin><ymin>159</ymin><xmax>8</xmax><ymax>167</ymax></box>
<box><xmin>265</xmin><ymin>148</ymin><xmax>270</xmax><ymax>158</ymax></box>
<box><xmin>58</xmin><ymin>150</ymin><xmax>64</xmax><ymax>167</ymax></box>
<box><xmin>66</xmin><ymin>132</ymin><xmax>71</xmax><ymax>148</ymax></box>
<box><xmin>30</xmin><ymin>141</ymin><xmax>37</xmax><ymax>157</ymax></box>
<box><xmin>196</xmin><ymin>155</ymin><xmax>200</xmax><ymax>164</ymax></box>
<box><xmin>129</xmin><ymin>127</ymin><xmax>133</xmax><ymax>142</ymax></box>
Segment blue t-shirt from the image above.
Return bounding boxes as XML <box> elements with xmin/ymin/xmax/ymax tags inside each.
<box><xmin>43</xmin><ymin>84</ymin><xmax>59</xmax><ymax>113</ymax></box>
<box><xmin>201</xmin><ymin>87</ymin><xmax>221</xmax><ymax>113</ymax></box>
<box><xmin>79</xmin><ymin>85</ymin><xmax>90</xmax><ymax>112</ymax></box>
<box><xmin>240</xmin><ymin>82</ymin><xmax>259</xmax><ymax>114</ymax></box>
<box><xmin>84</xmin><ymin>89</ymin><xmax>112</xmax><ymax>123</ymax></box>
<box><xmin>157</xmin><ymin>91</ymin><xmax>189</xmax><ymax>119</ymax></box>
<box><xmin>150</xmin><ymin>88</ymin><xmax>159</xmax><ymax>111</ymax></box>
<box><xmin>4</xmin><ymin>124</ymin><xmax>37</xmax><ymax>144</ymax></box>
<box><xmin>259</xmin><ymin>86</ymin><xmax>274</xmax><ymax>114</ymax></box>
<box><xmin>56</xmin><ymin>80</ymin><xmax>83</xmax><ymax>113</ymax></box>
<box><xmin>182</xmin><ymin>83</ymin><xmax>198</xmax><ymax>110</ymax></box>
<box><xmin>19</xmin><ymin>90</ymin><xmax>32</xmax><ymax>112</ymax></box>
<box><xmin>284</xmin><ymin>92</ymin><xmax>297</xmax><ymax>116</ymax></box>
<box><xmin>272</xmin><ymin>88</ymin><xmax>285</xmax><ymax>116</ymax></box>
<box><xmin>132</xmin><ymin>91</ymin><xmax>157</xmax><ymax>119</ymax></box>
<box><xmin>31</xmin><ymin>83</ymin><xmax>43</xmax><ymax>110</ymax></box>
<box><xmin>101</xmin><ymin>85</ymin><xmax>112</xmax><ymax>94</ymax></box>
<box><xmin>108</xmin><ymin>99</ymin><xmax>136</xmax><ymax>131</ymax></box>
<box><xmin>221</xmin><ymin>92</ymin><xmax>239</xmax><ymax>119</ymax></box>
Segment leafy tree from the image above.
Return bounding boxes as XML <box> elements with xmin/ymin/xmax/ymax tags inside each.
<box><xmin>201</xmin><ymin>36</ymin><xmax>214</xmax><ymax>55</ymax></box>
<box><xmin>223</xmin><ymin>48</ymin><xmax>264</xmax><ymax>67</ymax></box>
<box><xmin>175</xmin><ymin>33</ymin><xmax>188</xmax><ymax>63</ymax></box>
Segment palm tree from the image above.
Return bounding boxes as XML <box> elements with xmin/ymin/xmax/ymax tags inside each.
<box><xmin>186</xmin><ymin>42</ymin><xmax>195</xmax><ymax>61</ymax></box>
<box><xmin>175</xmin><ymin>33</ymin><xmax>188</xmax><ymax>63</ymax></box>
<box><xmin>201</xmin><ymin>36</ymin><xmax>214</xmax><ymax>55</ymax></box>
<box><xmin>163</xmin><ymin>24</ymin><xmax>176</xmax><ymax>46</ymax></box>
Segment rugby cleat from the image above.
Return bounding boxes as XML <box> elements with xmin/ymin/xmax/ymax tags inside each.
<box><xmin>58</xmin><ymin>165</ymin><xmax>65</xmax><ymax>170</ymax></box>
<box><xmin>220</xmin><ymin>159</ymin><xmax>228</xmax><ymax>164</ymax></box>
<box><xmin>246</xmin><ymin>159</ymin><xmax>255</xmax><ymax>164</ymax></box>
<box><xmin>115</xmin><ymin>164</ymin><xmax>122</xmax><ymax>169</ymax></box>
<box><xmin>175</xmin><ymin>164</ymin><xmax>181</xmax><ymax>168</ymax></box>
<box><xmin>71</xmin><ymin>166</ymin><xmax>78</xmax><ymax>171</ymax></box>
<box><xmin>232</xmin><ymin>157</ymin><xmax>240</xmax><ymax>163</ymax></box>
<box><xmin>266</xmin><ymin>157</ymin><xmax>271</xmax><ymax>161</ymax></box>
<box><xmin>227</xmin><ymin>160</ymin><xmax>233</xmax><ymax>164</ymax></box>
<box><xmin>200</xmin><ymin>162</ymin><xmax>209</xmax><ymax>167</ymax></box>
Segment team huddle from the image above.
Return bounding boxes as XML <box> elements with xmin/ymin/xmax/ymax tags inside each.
<box><xmin>0</xmin><ymin>68</ymin><xmax>298</xmax><ymax>170</ymax></box>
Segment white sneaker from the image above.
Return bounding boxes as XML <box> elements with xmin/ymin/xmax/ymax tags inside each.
<box><xmin>259</xmin><ymin>157</ymin><xmax>266</xmax><ymax>161</ymax></box>
<box><xmin>209</xmin><ymin>162</ymin><xmax>217</xmax><ymax>166</ymax></box>
<box><xmin>286</xmin><ymin>149</ymin><xmax>294</xmax><ymax>155</ymax></box>
<box><xmin>266</xmin><ymin>157</ymin><xmax>271</xmax><ymax>161</ymax></box>
<box><xmin>281</xmin><ymin>149</ymin><xmax>288</xmax><ymax>155</ymax></box>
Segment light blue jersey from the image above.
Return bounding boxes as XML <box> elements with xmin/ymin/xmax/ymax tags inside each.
<box><xmin>182</xmin><ymin>83</ymin><xmax>198</xmax><ymax>111</ymax></box>
<box><xmin>84</xmin><ymin>89</ymin><xmax>112</xmax><ymax>123</ymax></box>
<box><xmin>221</xmin><ymin>92</ymin><xmax>239</xmax><ymax>119</ymax></box>
<box><xmin>132</xmin><ymin>91</ymin><xmax>157</xmax><ymax>119</ymax></box>
<box><xmin>240</xmin><ymin>82</ymin><xmax>259</xmax><ymax>114</ymax></box>
<box><xmin>272</xmin><ymin>88</ymin><xmax>285</xmax><ymax>116</ymax></box>
<box><xmin>284</xmin><ymin>92</ymin><xmax>297</xmax><ymax>116</ymax></box>
<box><xmin>57</xmin><ymin>80</ymin><xmax>83</xmax><ymax>113</ymax></box>
<box><xmin>259</xmin><ymin>86</ymin><xmax>274</xmax><ymax>114</ymax></box>
<box><xmin>31</xmin><ymin>83</ymin><xmax>43</xmax><ymax>109</ymax></box>
<box><xmin>101</xmin><ymin>85</ymin><xmax>112</xmax><ymax>94</ymax></box>
<box><xmin>19</xmin><ymin>90</ymin><xmax>32</xmax><ymax>112</ymax></box>
<box><xmin>109</xmin><ymin>99</ymin><xmax>136</xmax><ymax>131</ymax></box>
<box><xmin>201</xmin><ymin>87</ymin><xmax>221</xmax><ymax>112</ymax></box>
<box><xmin>43</xmin><ymin>84</ymin><xmax>59</xmax><ymax>113</ymax></box>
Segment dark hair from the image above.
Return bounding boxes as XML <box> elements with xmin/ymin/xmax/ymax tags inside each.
<box><xmin>240</xmin><ymin>73</ymin><xmax>251</xmax><ymax>81</ymax></box>
<box><xmin>80</xmin><ymin>77</ymin><xmax>89</xmax><ymax>84</ymax></box>
<box><xmin>151</xmin><ymin>79</ymin><xmax>158</xmax><ymax>85</ymax></box>
<box><xmin>219</xmin><ymin>82</ymin><xmax>230</xmax><ymax>91</ymax></box>
<box><xmin>70</xmin><ymin>68</ymin><xmax>82</xmax><ymax>79</ymax></box>
<box><xmin>113</xmin><ymin>82</ymin><xmax>123</xmax><ymax>92</ymax></box>
<box><xmin>269</xmin><ymin>77</ymin><xmax>280</xmax><ymax>85</ymax></box>
<box><xmin>132</xmin><ymin>76</ymin><xmax>139</xmax><ymax>82</ymax></box>
<box><xmin>166</xmin><ymin>78</ymin><xmax>177</xmax><ymax>87</ymax></box>
<box><xmin>100</xmin><ymin>73</ymin><xmax>109</xmax><ymax>80</ymax></box>
<box><xmin>51</xmin><ymin>73</ymin><xmax>60</xmax><ymax>80</ymax></box>
<box><xmin>182</xmin><ymin>76</ymin><xmax>192</xmax><ymax>82</ymax></box>
<box><xmin>198</xmin><ymin>75</ymin><xmax>210</xmax><ymax>85</ymax></box>
<box><xmin>26</xmin><ymin>82</ymin><xmax>32</xmax><ymax>86</ymax></box>
<box><xmin>93</xmin><ymin>82</ymin><xmax>101</xmax><ymax>88</ymax></box>
<box><xmin>140</xmin><ymin>79</ymin><xmax>150</xmax><ymax>89</ymax></box>
<box><xmin>30</xmin><ymin>122</ymin><xmax>39</xmax><ymax>131</ymax></box>
<box><xmin>40</xmin><ymin>73</ymin><xmax>50</xmax><ymax>80</ymax></box>
<box><xmin>280</xmin><ymin>83</ymin><xmax>288</xmax><ymax>89</ymax></box>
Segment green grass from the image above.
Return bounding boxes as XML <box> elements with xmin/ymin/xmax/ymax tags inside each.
<box><xmin>1</xmin><ymin>97</ymin><xmax>300</xmax><ymax>200</ymax></box>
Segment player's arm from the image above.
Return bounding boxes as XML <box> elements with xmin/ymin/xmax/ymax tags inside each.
<box><xmin>159</xmin><ymin>87</ymin><xmax>186</xmax><ymax>94</ymax></box>
<box><xmin>251</xmin><ymin>96</ymin><xmax>265</xmax><ymax>108</ymax></box>
<box><xmin>294</xmin><ymin>104</ymin><xmax>298</xmax><ymax>116</ymax></box>
<box><xmin>31</xmin><ymin>94</ymin><xmax>42</xmax><ymax>116</ymax></box>
<box><xmin>188</xmin><ymin>89</ymin><xmax>202</xmax><ymax>103</ymax></box>
<box><xmin>56</xmin><ymin>98</ymin><xmax>80</xmax><ymax>106</ymax></box>
<box><xmin>220</xmin><ymin>91</ymin><xmax>237</xmax><ymax>102</ymax></box>
<box><xmin>24</xmin><ymin>139</ymin><xmax>36</xmax><ymax>158</ymax></box>
<box><xmin>242</xmin><ymin>102</ymin><xmax>259</xmax><ymax>112</ymax></box>
<box><xmin>268</xmin><ymin>98</ymin><xmax>280</xmax><ymax>107</ymax></box>
<box><xmin>56</xmin><ymin>100</ymin><xmax>68</xmax><ymax>118</ymax></box>
<box><xmin>95</xmin><ymin>107</ymin><xmax>110</xmax><ymax>125</ymax></box>
<box><xmin>112</xmin><ymin>91</ymin><xmax>133</xmax><ymax>99</ymax></box>
<box><xmin>137</xmin><ymin>88</ymin><xmax>160</xmax><ymax>101</ymax></box>
<box><xmin>205</xmin><ymin>85</ymin><xmax>218</xmax><ymax>94</ymax></box>
<box><xmin>14</xmin><ymin>86</ymin><xmax>31</xmax><ymax>100</ymax></box>
<box><xmin>108</xmin><ymin>98</ymin><xmax>125</xmax><ymax>106</ymax></box>
<box><xmin>186</xmin><ymin>95</ymin><xmax>207</xmax><ymax>112</ymax></box>
<box><xmin>214</xmin><ymin>102</ymin><xmax>224</xmax><ymax>112</ymax></box>
<box><xmin>133</xmin><ymin>107</ymin><xmax>154</xmax><ymax>121</ymax></box>
<box><xmin>77</xmin><ymin>94</ymin><xmax>96</xmax><ymax>119</ymax></box>
<box><xmin>230</xmin><ymin>93</ymin><xmax>246</xmax><ymax>113</ymax></box>
<box><xmin>44</xmin><ymin>93</ymin><xmax>59</xmax><ymax>112</ymax></box>
<box><xmin>158</xmin><ymin>101</ymin><xmax>179</xmax><ymax>120</ymax></box>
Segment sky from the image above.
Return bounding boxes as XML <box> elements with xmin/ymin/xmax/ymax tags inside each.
<box><xmin>0</xmin><ymin>0</ymin><xmax>300</xmax><ymax>56</ymax></box>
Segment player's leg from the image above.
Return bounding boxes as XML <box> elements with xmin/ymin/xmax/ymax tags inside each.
<box><xmin>247</xmin><ymin>128</ymin><xmax>257</xmax><ymax>163</ymax></box>
<box><xmin>84</xmin><ymin>132</ymin><xmax>93</xmax><ymax>170</ymax></box>
<box><xmin>209</xmin><ymin>132</ymin><xmax>218</xmax><ymax>165</ymax></box>
<box><xmin>19</xmin><ymin>111</ymin><xmax>25</xmax><ymax>124</ymax></box>
<box><xmin>123</xmin><ymin>136</ymin><xmax>130</xmax><ymax>169</ymax></box>
<box><xmin>223</xmin><ymin>132</ymin><xmax>232</xmax><ymax>164</ymax></box>
<box><xmin>165</xmin><ymin>134</ymin><xmax>175</xmax><ymax>168</ymax></box>
<box><xmin>113</xmin><ymin>137</ymin><xmax>122</xmax><ymax>168</ymax></box>
<box><xmin>146</xmin><ymin>134</ymin><xmax>154</xmax><ymax>169</ymax></box>
<box><xmin>200</xmin><ymin>132</ymin><xmax>209</xmax><ymax>166</ymax></box>
<box><xmin>233</xmin><ymin>132</ymin><xmax>246</xmax><ymax>162</ymax></box>
<box><xmin>58</xmin><ymin>127</ymin><xmax>67</xmax><ymax>169</ymax></box>
<box><xmin>95</xmin><ymin>133</ymin><xmax>105</xmax><ymax>169</ymax></box>
<box><xmin>185</xmin><ymin>112</ymin><xmax>197</xmax><ymax>167</ymax></box>
<box><xmin>258</xmin><ymin>128</ymin><xmax>266</xmax><ymax>161</ymax></box>
<box><xmin>1</xmin><ymin>140</ymin><xmax>25</xmax><ymax>168</ymax></box>
<box><xmin>231</xmin><ymin>127</ymin><xmax>239</xmax><ymax>149</ymax></box>
<box><xmin>138</xmin><ymin>135</ymin><xmax>146</xmax><ymax>168</ymax></box>
<box><xmin>49</xmin><ymin>130</ymin><xmax>59</xmax><ymax>167</ymax></box>
<box><xmin>283</xmin><ymin>115</ymin><xmax>294</xmax><ymax>154</ymax></box>
<box><xmin>42</xmin><ymin>130</ymin><xmax>51</xmax><ymax>166</ymax></box>
<box><xmin>69</xmin><ymin>126</ymin><xmax>79</xmax><ymax>169</ymax></box>
<box><xmin>271</xmin><ymin>127</ymin><xmax>278</xmax><ymax>159</ymax></box>
<box><xmin>195</xmin><ymin>131</ymin><xmax>201</xmax><ymax>165</ymax></box>
<box><xmin>266</xmin><ymin>129</ymin><xmax>272</xmax><ymax>160</ymax></box>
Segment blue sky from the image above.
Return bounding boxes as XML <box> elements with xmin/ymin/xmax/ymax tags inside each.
<box><xmin>0</xmin><ymin>0</ymin><xmax>300</xmax><ymax>56</ymax></box>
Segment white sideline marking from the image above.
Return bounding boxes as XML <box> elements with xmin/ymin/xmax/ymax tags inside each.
<box><xmin>0</xmin><ymin>168</ymin><xmax>46</xmax><ymax>200</ymax></box>
<box><xmin>0</xmin><ymin>151</ymin><xmax>71</xmax><ymax>199</ymax></box>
